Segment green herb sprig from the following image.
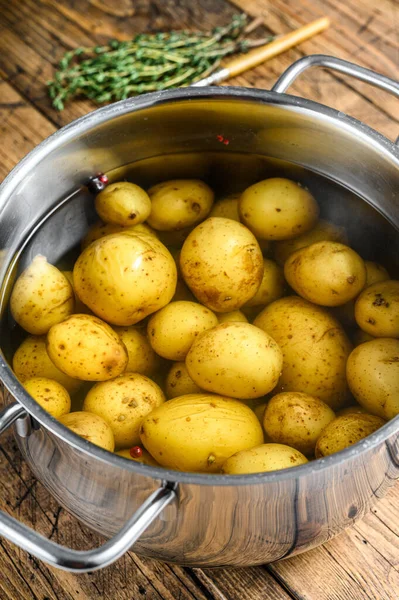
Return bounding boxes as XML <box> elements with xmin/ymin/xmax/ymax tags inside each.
<box><xmin>48</xmin><ymin>15</ymin><xmax>273</xmax><ymax>111</ymax></box>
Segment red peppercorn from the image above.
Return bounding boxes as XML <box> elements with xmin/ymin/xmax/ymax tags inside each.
<box><xmin>130</xmin><ymin>446</ymin><xmax>143</xmax><ymax>458</ymax></box>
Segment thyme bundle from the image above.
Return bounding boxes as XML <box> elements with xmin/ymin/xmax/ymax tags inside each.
<box><xmin>48</xmin><ymin>14</ymin><xmax>272</xmax><ymax>111</ymax></box>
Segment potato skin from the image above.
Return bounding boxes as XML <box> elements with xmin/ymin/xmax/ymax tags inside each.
<box><xmin>254</xmin><ymin>297</ymin><xmax>352</xmax><ymax>409</ymax></box>
<box><xmin>95</xmin><ymin>182</ymin><xmax>151</xmax><ymax>227</ymax></box>
<box><xmin>116</xmin><ymin>448</ymin><xmax>160</xmax><ymax>466</ymax></box>
<box><xmin>62</xmin><ymin>271</ymin><xmax>90</xmax><ymax>314</ymax></box>
<box><xmin>273</xmin><ymin>219</ymin><xmax>347</xmax><ymax>266</ymax></box>
<box><xmin>147</xmin><ymin>179</ymin><xmax>214</xmax><ymax>231</ymax></box>
<box><xmin>221</xmin><ymin>443</ymin><xmax>308</xmax><ymax>474</ymax></box>
<box><xmin>354</xmin><ymin>280</ymin><xmax>399</xmax><ymax>338</ymax></box>
<box><xmin>239</xmin><ymin>178</ymin><xmax>319</xmax><ymax>241</ymax></box>
<box><xmin>284</xmin><ymin>242</ymin><xmax>366</xmax><ymax>307</ymax></box>
<box><xmin>81</xmin><ymin>221</ymin><xmax>157</xmax><ymax>250</ymax></box>
<box><xmin>180</xmin><ymin>217</ymin><xmax>264</xmax><ymax>312</ymax></box>
<box><xmin>113</xmin><ymin>326</ymin><xmax>160</xmax><ymax>376</ymax></box>
<box><xmin>165</xmin><ymin>362</ymin><xmax>203</xmax><ymax>399</ymax></box>
<box><xmin>364</xmin><ymin>261</ymin><xmax>390</xmax><ymax>286</ymax></box>
<box><xmin>337</xmin><ymin>405</ymin><xmax>368</xmax><ymax>417</ymax></box>
<box><xmin>315</xmin><ymin>414</ymin><xmax>385</xmax><ymax>458</ymax></box>
<box><xmin>60</xmin><ymin>411</ymin><xmax>115</xmax><ymax>451</ymax></box>
<box><xmin>73</xmin><ymin>231</ymin><xmax>177</xmax><ymax>325</ymax></box>
<box><xmin>245</xmin><ymin>258</ymin><xmax>285</xmax><ymax>308</ymax></box>
<box><xmin>83</xmin><ymin>373</ymin><xmax>165</xmax><ymax>449</ymax></box>
<box><xmin>23</xmin><ymin>377</ymin><xmax>71</xmax><ymax>419</ymax></box>
<box><xmin>346</xmin><ymin>338</ymin><xmax>399</xmax><ymax>419</ymax></box>
<box><xmin>186</xmin><ymin>322</ymin><xmax>283</xmax><ymax>400</ymax></box>
<box><xmin>263</xmin><ymin>392</ymin><xmax>335</xmax><ymax>456</ymax></box>
<box><xmin>140</xmin><ymin>394</ymin><xmax>264</xmax><ymax>472</ymax></box>
<box><xmin>147</xmin><ymin>301</ymin><xmax>218</xmax><ymax>361</ymax></box>
<box><xmin>217</xmin><ymin>310</ymin><xmax>248</xmax><ymax>324</ymax></box>
<box><xmin>10</xmin><ymin>255</ymin><xmax>74</xmax><ymax>334</ymax></box>
<box><xmin>13</xmin><ymin>336</ymin><xmax>81</xmax><ymax>393</ymax></box>
<box><xmin>209</xmin><ymin>194</ymin><xmax>240</xmax><ymax>221</ymax></box>
<box><xmin>47</xmin><ymin>314</ymin><xmax>128</xmax><ymax>381</ymax></box>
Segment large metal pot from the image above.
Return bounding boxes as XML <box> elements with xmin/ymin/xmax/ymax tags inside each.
<box><xmin>0</xmin><ymin>55</ymin><xmax>398</xmax><ymax>573</ymax></box>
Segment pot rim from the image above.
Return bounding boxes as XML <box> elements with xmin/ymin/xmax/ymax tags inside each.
<box><xmin>1</xmin><ymin>85</ymin><xmax>398</xmax><ymax>487</ymax></box>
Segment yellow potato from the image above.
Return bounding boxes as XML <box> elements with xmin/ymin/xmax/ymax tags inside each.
<box><xmin>140</xmin><ymin>394</ymin><xmax>264</xmax><ymax>472</ymax></box>
<box><xmin>10</xmin><ymin>255</ymin><xmax>74</xmax><ymax>334</ymax></box>
<box><xmin>116</xmin><ymin>448</ymin><xmax>160</xmax><ymax>467</ymax></box>
<box><xmin>47</xmin><ymin>314</ymin><xmax>128</xmax><ymax>381</ymax></box>
<box><xmin>284</xmin><ymin>242</ymin><xmax>366</xmax><ymax>307</ymax></box>
<box><xmin>157</xmin><ymin>226</ymin><xmax>195</xmax><ymax>249</ymax></box>
<box><xmin>165</xmin><ymin>362</ymin><xmax>203</xmax><ymax>399</ymax></box>
<box><xmin>209</xmin><ymin>194</ymin><xmax>240</xmax><ymax>220</ymax></box>
<box><xmin>81</xmin><ymin>221</ymin><xmax>157</xmax><ymax>250</ymax></box>
<box><xmin>273</xmin><ymin>219</ymin><xmax>347</xmax><ymax>266</ymax></box>
<box><xmin>73</xmin><ymin>231</ymin><xmax>177</xmax><ymax>325</ymax></box>
<box><xmin>83</xmin><ymin>373</ymin><xmax>165</xmax><ymax>449</ymax></box>
<box><xmin>263</xmin><ymin>392</ymin><xmax>335</xmax><ymax>456</ymax></box>
<box><xmin>95</xmin><ymin>182</ymin><xmax>151</xmax><ymax>227</ymax></box>
<box><xmin>315</xmin><ymin>414</ymin><xmax>385</xmax><ymax>458</ymax></box>
<box><xmin>13</xmin><ymin>336</ymin><xmax>81</xmax><ymax>393</ymax></box>
<box><xmin>239</xmin><ymin>178</ymin><xmax>319</xmax><ymax>241</ymax></box>
<box><xmin>221</xmin><ymin>443</ymin><xmax>308</xmax><ymax>474</ymax></box>
<box><xmin>245</xmin><ymin>258</ymin><xmax>285</xmax><ymax>308</ymax></box>
<box><xmin>254</xmin><ymin>297</ymin><xmax>352</xmax><ymax>410</ymax></box>
<box><xmin>148</xmin><ymin>301</ymin><xmax>218</xmax><ymax>361</ymax></box>
<box><xmin>352</xmin><ymin>329</ymin><xmax>375</xmax><ymax>346</ymax></box>
<box><xmin>354</xmin><ymin>280</ymin><xmax>399</xmax><ymax>338</ymax></box>
<box><xmin>186</xmin><ymin>322</ymin><xmax>283</xmax><ymax>399</ymax></box>
<box><xmin>217</xmin><ymin>310</ymin><xmax>248</xmax><ymax>324</ymax></box>
<box><xmin>60</xmin><ymin>411</ymin><xmax>115</xmax><ymax>451</ymax></box>
<box><xmin>172</xmin><ymin>278</ymin><xmax>196</xmax><ymax>302</ymax></box>
<box><xmin>337</xmin><ymin>405</ymin><xmax>369</xmax><ymax>417</ymax></box>
<box><xmin>180</xmin><ymin>217</ymin><xmax>264</xmax><ymax>312</ymax></box>
<box><xmin>254</xmin><ymin>402</ymin><xmax>268</xmax><ymax>424</ymax></box>
<box><xmin>364</xmin><ymin>261</ymin><xmax>390</xmax><ymax>286</ymax></box>
<box><xmin>62</xmin><ymin>271</ymin><xmax>90</xmax><ymax>314</ymax></box>
<box><xmin>113</xmin><ymin>326</ymin><xmax>161</xmax><ymax>376</ymax></box>
<box><xmin>346</xmin><ymin>338</ymin><xmax>399</xmax><ymax>419</ymax></box>
<box><xmin>23</xmin><ymin>377</ymin><xmax>71</xmax><ymax>419</ymax></box>
<box><xmin>330</xmin><ymin>300</ymin><xmax>357</xmax><ymax>328</ymax></box>
<box><xmin>147</xmin><ymin>179</ymin><xmax>214</xmax><ymax>231</ymax></box>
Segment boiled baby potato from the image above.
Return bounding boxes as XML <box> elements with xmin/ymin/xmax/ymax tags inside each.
<box><xmin>157</xmin><ymin>225</ymin><xmax>195</xmax><ymax>249</ymax></box>
<box><xmin>165</xmin><ymin>362</ymin><xmax>203</xmax><ymax>399</ymax></box>
<box><xmin>140</xmin><ymin>394</ymin><xmax>264</xmax><ymax>472</ymax></box>
<box><xmin>315</xmin><ymin>414</ymin><xmax>385</xmax><ymax>458</ymax></box>
<box><xmin>13</xmin><ymin>335</ymin><xmax>81</xmax><ymax>393</ymax></box>
<box><xmin>113</xmin><ymin>326</ymin><xmax>160</xmax><ymax>376</ymax></box>
<box><xmin>364</xmin><ymin>261</ymin><xmax>390</xmax><ymax>286</ymax></box>
<box><xmin>284</xmin><ymin>242</ymin><xmax>366</xmax><ymax>307</ymax></box>
<box><xmin>23</xmin><ymin>377</ymin><xmax>71</xmax><ymax>419</ymax></box>
<box><xmin>62</xmin><ymin>271</ymin><xmax>90</xmax><ymax>314</ymax></box>
<box><xmin>337</xmin><ymin>405</ymin><xmax>368</xmax><ymax>417</ymax></box>
<box><xmin>47</xmin><ymin>314</ymin><xmax>128</xmax><ymax>381</ymax></box>
<box><xmin>263</xmin><ymin>392</ymin><xmax>335</xmax><ymax>456</ymax></box>
<box><xmin>60</xmin><ymin>411</ymin><xmax>115</xmax><ymax>451</ymax></box>
<box><xmin>217</xmin><ymin>310</ymin><xmax>248</xmax><ymax>324</ymax></box>
<box><xmin>148</xmin><ymin>301</ymin><xmax>218</xmax><ymax>361</ymax></box>
<box><xmin>354</xmin><ymin>280</ymin><xmax>399</xmax><ymax>338</ymax></box>
<box><xmin>73</xmin><ymin>231</ymin><xmax>177</xmax><ymax>325</ymax></box>
<box><xmin>83</xmin><ymin>373</ymin><xmax>165</xmax><ymax>449</ymax></box>
<box><xmin>147</xmin><ymin>179</ymin><xmax>214</xmax><ymax>231</ymax></box>
<box><xmin>273</xmin><ymin>219</ymin><xmax>347</xmax><ymax>266</ymax></box>
<box><xmin>95</xmin><ymin>182</ymin><xmax>151</xmax><ymax>227</ymax></box>
<box><xmin>10</xmin><ymin>255</ymin><xmax>74</xmax><ymax>335</ymax></box>
<box><xmin>81</xmin><ymin>221</ymin><xmax>157</xmax><ymax>250</ymax></box>
<box><xmin>244</xmin><ymin>258</ymin><xmax>285</xmax><ymax>308</ymax></box>
<box><xmin>186</xmin><ymin>322</ymin><xmax>283</xmax><ymax>400</ymax></box>
<box><xmin>180</xmin><ymin>217</ymin><xmax>264</xmax><ymax>312</ymax></box>
<box><xmin>116</xmin><ymin>448</ymin><xmax>160</xmax><ymax>467</ymax></box>
<box><xmin>209</xmin><ymin>194</ymin><xmax>240</xmax><ymax>220</ymax></box>
<box><xmin>346</xmin><ymin>338</ymin><xmax>399</xmax><ymax>419</ymax></box>
<box><xmin>254</xmin><ymin>402</ymin><xmax>269</xmax><ymax>425</ymax></box>
<box><xmin>352</xmin><ymin>329</ymin><xmax>375</xmax><ymax>346</ymax></box>
<box><xmin>254</xmin><ymin>296</ymin><xmax>352</xmax><ymax>410</ymax></box>
<box><xmin>222</xmin><ymin>443</ymin><xmax>308</xmax><ymax>474</ymax></box>
<box><xmin>239</xmin><ymin>178</ymin><xmax>319</xmax><ymax>241</ymax></box>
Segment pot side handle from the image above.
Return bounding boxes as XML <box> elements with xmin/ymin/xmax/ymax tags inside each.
<box><xmin>272</xmin><ymin>54</ymin><xmax>399</xmax><ymax>143</ymax></box>
<box><xmin>0</xmin><ymin>402</ymin><xmax>176</xmax><ymax>573</ymax></box>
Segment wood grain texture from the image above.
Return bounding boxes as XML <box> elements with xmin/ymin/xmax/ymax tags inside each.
<box><xmin>0</xmin><ymin>0</ymin><xmax>398</xmax><ymax>599</ymax></box>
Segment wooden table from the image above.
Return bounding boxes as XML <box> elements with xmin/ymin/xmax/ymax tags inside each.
<box><xmin>0</xmin><ymin>1</ymin><xmax>398</xmax><ymax>598</ymax></box>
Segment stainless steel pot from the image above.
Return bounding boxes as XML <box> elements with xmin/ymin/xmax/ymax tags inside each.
<box><xmin>0</xmin><ymin>55</ymin><xmax>398</xmax><ymax>573</ymax></box>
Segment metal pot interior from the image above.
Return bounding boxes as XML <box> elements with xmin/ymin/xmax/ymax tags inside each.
<box><xmin>0</xmin><ymin>90</ymin><xmax>398</xmax><ymax>472</ymax></box>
